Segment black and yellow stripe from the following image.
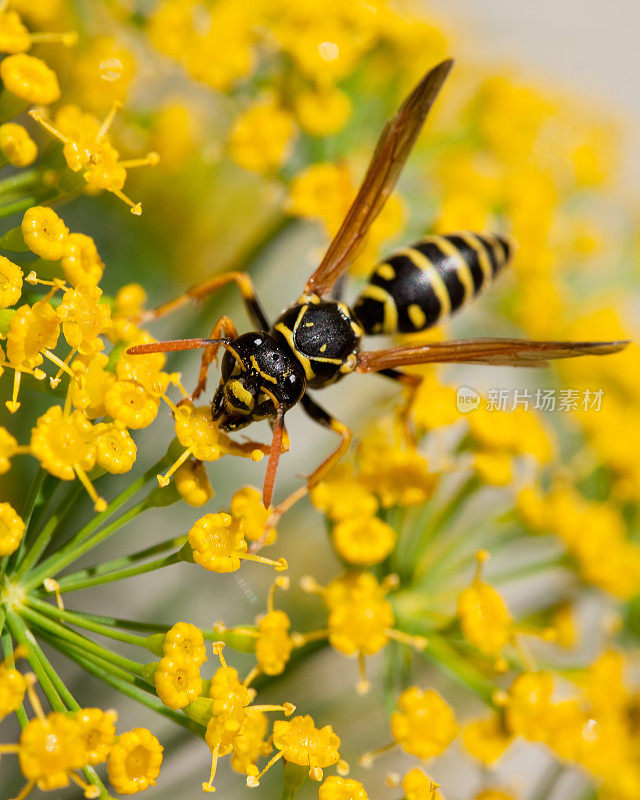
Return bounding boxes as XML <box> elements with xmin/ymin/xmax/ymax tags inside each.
<box><xmin>353</xmin><ymin>231</ymin><xmax>513</xmax><ymax>335</ymax></box>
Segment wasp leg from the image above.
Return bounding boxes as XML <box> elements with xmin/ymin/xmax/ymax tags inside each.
<box><xmin>260</xmin><ymin>394</ymin><xmax>353</xmax><ymax>539</ymax></box>
<box><xmin>143</xmin><ymin>271</ymin><xmax>270</xmax><ymax>332</ymax></box>
<box><xmin>191</xmin><ymin>315</ymin><xmax>239</xmax><ymax>401</ymax></box>
<box><xmin>378</xmin><ymin>368</ymin><xmax>422</xmax><ymax>442</ymax></box>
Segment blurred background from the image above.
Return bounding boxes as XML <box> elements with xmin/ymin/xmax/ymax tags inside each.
<box><xmin>1</xmin><ymin>1</ymin><xmax>639</xmax><ymax>799</ymax></box>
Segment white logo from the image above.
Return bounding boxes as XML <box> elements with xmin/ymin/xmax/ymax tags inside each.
<box><xmin>456</xmin><ymin>386</ymin><xmax>480</xmax><ymax>413</ymax></box>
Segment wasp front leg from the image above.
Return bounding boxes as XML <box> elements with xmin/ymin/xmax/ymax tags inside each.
<box><xmin>190</xmin><ymin>315</ymin><xmax>239</xmax><ymax>401</ymax></box>
<box><xmin>260</xmin><ymin>394</ymin><xmax>353</xmax><ymax>541</ymax></box>
<box><xmin>142</xmin><ymin>270</ymin><xmax>270</xmax><ymax>331</ymax></box>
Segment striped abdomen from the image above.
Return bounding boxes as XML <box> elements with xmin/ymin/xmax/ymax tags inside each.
<box><xmin>352</xmin><ymin>232</ymin><xmax>514</xmax><ymax>335</ymax></box>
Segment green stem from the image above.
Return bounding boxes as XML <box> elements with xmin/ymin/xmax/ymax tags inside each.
<box><xmin>402</xmin><ymin>623</ymin><xmax>497</xmax><ymax>705</ymax></box>
<box><xmin>40</xmin><ymin>609</ymin><xmax>170</xmax><ymax>635</ymax></box>
<box><xmin>0</xmin><ymin>193</ymin><xmax>54</xmax><ymax>218</ymax></box>
<box><xmin>40</xmin><ymin>629</ymin><xmax>206</xmax><ymax>737</ymax></box>
<box><xmin>24</xmin><ymin>454</ymin><xmax>172</xmax><ymax>591</ymax></box>
<box><xmin>26</xmin><ymin>597</ymin><xmax>151</xmax><ymax>648</ymax></box>
<box><xmin>410</xmin><ymin>476</ymin><xmax>479</xmax><ymax>578</ymax></box>
<box><xmin>1</xmin><ymin>468</ymin><xmax>48</xmax><ymax>575</ymax></box>
<box><xmin>1</xmin><ymin>628</ymin><xmax>28</xmax><ymax>727</ymax></box>
<box><xmin>15</xmin><ymin>481</ymin><xmax>84</xmax><ymax>578</ymax></box>
<box><xmin>19</xmin><ymin>605</ymin><xmax>144</xmax><ymax>676</ymax></box>
<box><xmin>5</xmin><ymin>608</ymin><xmax>65</xmax><ymax>711</ymax></box>
<box><xmin>0</xmin><ymin>169</ymin><xmax>40</xmax><ymax>195</ymax></box>
<box><xmin>52</xmin><ymin>537</ymin><xmax>186</xmax><ymax>592</ymax></box>
<box><xmin>530</xmin><ymin>761</ymin><xmax>565</xmax><ymax>800</ymax></box>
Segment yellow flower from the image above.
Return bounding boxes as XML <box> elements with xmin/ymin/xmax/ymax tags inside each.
<box><xmin>163</xmin><ymin>622</ymin><xmax>207</xmax><ymax>666</ymax></box>
<box><xmin>70</xmin><ymin>352</ymin><xmax>116</xmax><ymax>419</ymax></box>
<box><xmin>474</xmin><ymin>792</ymin><xmax>518</xmax><ymax>800</ymax></box>
<box><xmin>230</xmin><ymin>486</ymin><xmax>277</xmax><ymax>544</ymax></box>
<box><xmin>0</xmin><ymin>501</ymin><xmax>26</xmax><ymax>556</ymax></box>
<box><xmin>104</xmin><ymin>381</ymin><xmax>160</xmax><ymax>429</ymax></box>
<box><xmin>295</xmin><ymin>86</ymin><xmax>352</xmax><ymax>136</ymax></box>
<box><xmin>310</xmin><ymin>463</ymin><xmax>379</xmax><ymax>522</ymax></box>
<box><xmin>461</xmin><ymin>715</ymin><xmax>514</xmax><ymax>765</ymax></box>
<box><xmin>410</xmin><ymin>374</ymin><xmax>460</xmax><ymax>432</ymax></box>
<box><xmin>70</xmin><ymin>36</ymin><xmax>135</xmax><ymax>113</ymax></box>
<box><xmin>472</xmin><ymin>451</ymin><xmax>514</xmax><ymax>487</ymax></box>
<box><xmin>174</xmin><ymin>460</ymin><xmax>214</xmax><ymax>507</ymax></box>
<box><xmin>57</xmin><ymin>283</ymin><xmax>112</xmax><ymax>354</ymax></box>
<box><xmin>0</xmin><ymin>53</ymin><xmax>60</xmax><ymax>104</ymax></box>
<box><xmin>357</xmin><ymin>423</ymin><xmax>438</xmax><ymax>507</ymax></box>
<box><xmin>209</xmin><ymin>664</ymin><xmax>252</xmax><ymax>722</ymax></box>
<box><xmin>319</xmin><ymin>775</ymin><xmax>369</xmax><ymax>800</ymax></box>
<box><xmin>391</xmin><ymin>687</ymin><xmax>457</xmax><ymax>760</ymax></box>
<box><xmin>30</xmin><ymin>406</ymin><xmax>106</xmax><ymax>511</ymax></box>
<box><xmin>0</xmin><ymin>427</ymin><xmax>19</xmax><ymax>474</ymax></box>
<box><xmin>230</xmin><ymin>710</ymin><xmax>271</xmax><ymax>775</ymax></box>
<box><xmin>270</xmin><ymin>715</ymin><xmax>341</xmax><ymax>781</ymax></box>
<box><xmin>150</xmin><ymin>102</ymin><xmax>199</xmax><ymax>171</ymax></box>
<box><xmin>154</xmin><ymin>654</ymin><xmax>203</xmax><ymax>710</ymax></box>
<box><xmin>0</xmin><ymin>255</ymin><xmax>24</xmax><ymax>309</ymax></box>
<box><xmin>504</xmin><ymin>671</ymin><xmax>555</xmax><ymax>741</ymax></box>
<box><xmin>457</xmin><ymin>552</ymin><xmax>512</xmax><ymax>657</ymax></box>
<box><xmin>6</xmin><ymin>300</ymin><xmax>60</xmax><ymax>369</ymax></box>
<box><xmin>0</xmin><ymin>122</ymin><xmax>37</xmax><ymax>167</ymax></box>
<box><xmin>332</xmin><ymin>516</ymin><xmax>396</xmax><ymax>565</ymax></box>
<box><xmin>96</xmin><ymin>425</ymin><xmax>137</xmax><ymax>474</ymax></box>
<box><xmin>286</xmin><ymin>162</ymin><xmax>353</xmax><ymax>234</ymax></box>
<box><xmin>107</xmin><ymin>728</ymin><xmax>163</xmax><ymax>795</ymax></box>
<box><xmin>188</xmin><ymin>512</ymin><xmax>286</xmax><ymax>574</ymax></box>
<box><xmin>0</xmin><ymin>9</ymin><xmax>31</xmax><ymax>53</ymax></box>
<box><xmin>75</xmin><ymin>708</ymin><xmax>117</xmax><ymax>766</ymax></box>
<box><xmin>18</xmin><ymin>712</ymin><xmax>86</xmax><ymax>792</ymax></box>
<box><xmin>0</xmin><ymin>658</ymin><xmax>27</xmax><ymax>722</ymax></box>
<box><xmin>30</xmin><ymin>406</ymin><xmax>96</xmax><ymax>481</ymax></box>
<box><xmin>401</xmin><ymin>768</ymin><xmax>444</xmax><ymax>800</ymax></box>
<box><xmin>189</xmin><ymin>512</ymin><xmax>247</xmax><ymax>573</ymax></box>
<box><xmin>21</xmin><ymin>206</ymin><xmax>69</xmax><ymax>261</ymax></box>
<box><xmin>255</xmin><ymin>610</ymin><xmax>293</xmax><ymax>676</ymax></box>
<box><xmin>228</xmin><ymin>97</ymin><xmax>296</xmax><ymax>174</ymax></box>
<box><xmin>326</xmin><ymin>571</ymin><xmax>395</xmax><ymax>657</ymax></box>
<box><xmin>61</xmin><ymin>233</ymin><xmax>105</xmax><ymax>287</ymax></box>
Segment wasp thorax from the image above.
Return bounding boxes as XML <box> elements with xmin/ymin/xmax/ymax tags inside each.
<box><xmin>211</xmin><ymin>332</ymin><xmax>306</xmax><ymax>432</ymax></box>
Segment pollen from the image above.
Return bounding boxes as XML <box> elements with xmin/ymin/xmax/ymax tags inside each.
<box><xmin>107</xmin><ymin>727</ymin><xmax>163</xmax><ymax>795</ymax></box>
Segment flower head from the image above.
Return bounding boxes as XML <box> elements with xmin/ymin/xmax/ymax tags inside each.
<box><xmin>457</xmin><ymin>551</ymin><xmax>512</xmax><ymax>658</ymax></box>
<box><xmin>319</xmin><ymin>776</ymin><xmax>369</xmax><ymax>800</ymax></box>
<box><xmin>57</xmin><ymin>283</ymin><xmax>112</xmax><ymax>354</ymax></box>
<box><xmin>75</xmin><ymin>708</ymin><xmax>118</xmax><ymax>766</ymax></box>
<box><xmin>401</xmin><ymin>768</ymin><xmax>444</xmax><ymax>800</ymax></box>
<box><xmin>175</xmin><ymin>459</ymin><xmax>214</xmax><ymax>507</ymax></box>
<box><xmin>332</xmin><ymin>516</ymin><xmax>396</xmax><ymax>566</ymax></box>
<box><xmin>61</xmin><ymin>233</ymin><xmax>105</xmax><ymax>287</ymax></box>
<box><xmin>155</xmin><ymin>654</ymin><xmax>202</xmax><ymax>710</ymax></box>
<box><xmin>163</xmin><ymin>622</ymin><xmax>207</xmax><ymax>666</ymax></box>
<box><xmin>107</xmin><ymin>728</ymin><xmax>163</xmax><ymax>795</ymax></box>
<box><xmin>271</xmin><ymin>714</ymin><xmax>341</xmax><ymax>780</ymax></box>
<box><xmin>0</xmin><ymin>255</ymin><xmax>24</xmax><ymax>308</ymax></box>
<box><xmin>390</xmin><ymin>687</ymin><xmax>458</xmax><ymax>760</ymax></box>
<box><xmin>228</xmin><ymin>97</ymin><xmax>296</xmax><ymax>174</ymax></box>
<box><xmin>18</xmin><ymin>712</ymin><xmax>86</xmax><ymax>791</ymax></box>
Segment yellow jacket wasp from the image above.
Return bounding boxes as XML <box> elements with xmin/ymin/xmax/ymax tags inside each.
<box><xmin>128</xmin><ymin>58</ymin><xmax>628</xmax><ymax>521</ymax></box>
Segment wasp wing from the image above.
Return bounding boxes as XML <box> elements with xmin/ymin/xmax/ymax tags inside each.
<box><xmin>357</xmin><ymin>338</ymin><xmax>630</xmax><ymax>371</ymax></box>
<box><xmin>304</xmin><ymin>58</ymin><xmax>454</xmax><ymax>297</ymax></box>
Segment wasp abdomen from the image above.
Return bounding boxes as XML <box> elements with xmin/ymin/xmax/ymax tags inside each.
<box><xmin>353</xmin><ymin>232</ymin><xmax>513</xmax><ymax>335</ymax></box>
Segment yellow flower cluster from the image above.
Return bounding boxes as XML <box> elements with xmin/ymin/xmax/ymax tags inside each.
<box><xmin>0</xmin><ymin>656</ymin><xmax>161</xmax><ymax>800</ymax></box>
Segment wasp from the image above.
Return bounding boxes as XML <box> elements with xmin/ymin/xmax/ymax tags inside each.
<box><xmin>129</xmin><ymin>58</ymin><xmax>627</xmax><ymax>519</ymax></box>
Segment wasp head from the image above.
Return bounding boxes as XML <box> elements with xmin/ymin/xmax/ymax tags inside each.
<box><xmin>211</xmin><ymin>332</ymin><xmax>306</xmax><ymax>432</ymax></box>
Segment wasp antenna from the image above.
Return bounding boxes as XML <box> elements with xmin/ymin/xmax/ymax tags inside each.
<box><xmin>127</xmin><ymin>338</ymin><xmax>228</xmax><ymax>355</ymax></box>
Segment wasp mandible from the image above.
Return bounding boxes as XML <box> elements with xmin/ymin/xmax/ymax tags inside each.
<box><xmin>129</xmin><ymin>58</ymin><xmax>628</xmax><ymax>520</ymax></box>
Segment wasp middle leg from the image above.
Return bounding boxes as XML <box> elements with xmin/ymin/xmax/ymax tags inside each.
<box><xmin>142</xmin><ymin>271</ymin><xmax>270</xmax><ymax>332</ymax></box>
